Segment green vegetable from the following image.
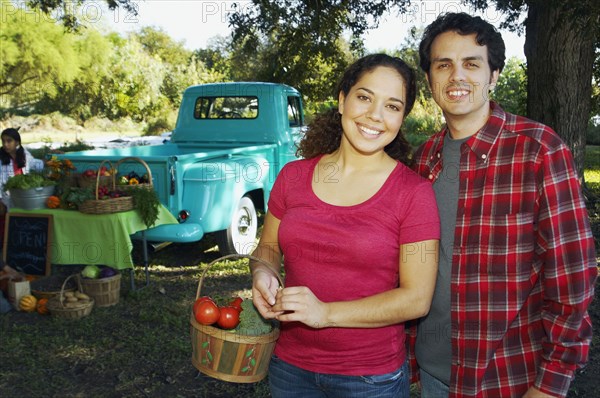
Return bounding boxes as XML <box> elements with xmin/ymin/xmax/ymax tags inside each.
<box><xmin>82</xmin><ymin>265</ymin><xmax>101</xmax><ymax>279</ymax></box>
<box><xmin>236</xmin><ymin>299</ymin><xmax>275</xmax><ymax>335</ymax></box>
<box><xmin>4</xmin><ymin>173</ymin><xmax>56</xmax><ymax>192</ymax></box>
<box><xmin>128</xmin><ymin>187</ymin><xmax>160</xmax><ymax>228</ymax></box>
<box><xmin>63</xmin><ymin>187</ymin><xmax>94</xmax><ymax>208</ymax></box>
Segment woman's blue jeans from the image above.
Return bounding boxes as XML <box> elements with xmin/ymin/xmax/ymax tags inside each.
<box><xmin>268</xmin><ymin>355</ymin><xmax>410</xmax><ymax>398</ymax></box>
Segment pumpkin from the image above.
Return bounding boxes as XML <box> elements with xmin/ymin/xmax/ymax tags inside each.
<box><xmin>19</xmin><ymin>295</ymin><xmax>37</xmax><ymax>312</ymax></box>
<box><xmin>47</xmin><ymin>195</ymin><xmax>61</xmax><ymax>209</ymax></box>
<box><xmin>36</xmin><ymin>298</ymin><xmax>49</xmax><ymax>315</ymax></box>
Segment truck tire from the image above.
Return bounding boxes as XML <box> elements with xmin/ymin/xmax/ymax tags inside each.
<box><xmin>216</xmin><ymin>196</ymin><xmax>258</xmax><ymax>255</ymax></box>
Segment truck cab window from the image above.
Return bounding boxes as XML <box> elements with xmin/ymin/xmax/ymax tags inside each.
<box><xmin>194</xmin><ymin>96</ymin><xmax>258</xmax><ymax>119</ymax></box>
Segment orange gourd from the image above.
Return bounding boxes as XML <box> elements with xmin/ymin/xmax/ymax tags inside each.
<box><xmin>19</xmin><ymin>295</ymin><xmax>37</xmax><ymax>312</ymax></box>
<box><xmin>47</xmin><ymin>195</ymin><xmax>60</xmax><ymax>209</ymax></box>
<box><xmin>36</xmin><ymin>298</ymin><xmax>49</xmax><ymax>315</ymax></box>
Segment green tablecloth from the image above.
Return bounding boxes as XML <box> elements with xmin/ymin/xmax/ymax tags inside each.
<box><xmin>9</xmin><ymin>206</ymin><xmax>178</xmax><ymax>269</ymax></box>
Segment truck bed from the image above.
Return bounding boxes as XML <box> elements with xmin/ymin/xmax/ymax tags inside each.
<box><xmin>60</xmin><ymin>142</ymin><xmax>267</xmax><ymax>162</ymax></box>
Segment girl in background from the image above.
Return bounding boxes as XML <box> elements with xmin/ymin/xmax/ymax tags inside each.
<box><xmin>0</xmin><ymin>127</ymin><xmax>41</xmax><ymax>213</ymax></box>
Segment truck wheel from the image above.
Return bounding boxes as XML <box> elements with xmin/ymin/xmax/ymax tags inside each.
<box><xmin>216</xmin><ymin>196</ymin><xmax>258</xmax><ymax>255</ymax></box>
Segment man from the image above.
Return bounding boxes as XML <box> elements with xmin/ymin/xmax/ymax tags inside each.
<box><xmin>408</xmin><ymin>12</ymin><xmax>597</xmax><ymax>398</ymax></box>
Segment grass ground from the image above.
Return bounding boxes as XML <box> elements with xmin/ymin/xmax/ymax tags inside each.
<box><xmin>0</xmin><ymin>146</ymin><xmax>598</xmax><ymax>398</ymax></box>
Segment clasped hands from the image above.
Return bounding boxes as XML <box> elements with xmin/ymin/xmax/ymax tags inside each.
<box><xmin>252</xmin><ymin>268</ymin><xmax>331</xmax><ymax>329</ymax></box>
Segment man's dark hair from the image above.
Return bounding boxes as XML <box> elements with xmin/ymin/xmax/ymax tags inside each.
<box><xmin>419</xmin><ymin>12</ymin><xmax>506</xmax><ymax>74</ymax></box>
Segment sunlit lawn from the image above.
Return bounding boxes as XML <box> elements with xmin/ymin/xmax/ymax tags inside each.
<box><xmin>585</xmin><ymin>145</ymin><xmax>599</xmax><ymax>188</ymax></box>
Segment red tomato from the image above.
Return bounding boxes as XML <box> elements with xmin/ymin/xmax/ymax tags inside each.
<box><xmin>195</xmin><ymin>300</ymin><xmax>220</xmax><ymax>325</ymax></box>
<box><xmin>217</xmin><ymin>306</ymin><xmax>241</xmax><ymax>329</ymax></box>
<box><xmin>229</xmin><ymin>297</ymin><xmax>244</xmax><ymax>311</ymax></box>
<box><xmin>192</xmin><ymin>296</ymin><xmax>214</xmax><ymax>315</ymax></box>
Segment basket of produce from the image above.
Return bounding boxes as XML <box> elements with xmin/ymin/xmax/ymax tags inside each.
<box><xmin>77</xmin><ymin>165</ymin><xmax>113</xmax><ymax>189</ymax></box>
<box><xmin>190</xmin><ymin>254</ymin><xmax>281</xmax><ymax>383</ymax></box>
<box><xmin>78</xmin><ymin>160</ymin><xmax>134</xmax><ymax>215</ymax></box>
<box><xmin>115</xmin><ymin>157</ymin><xmax>153</xmax><ymax>191</ymax></box>
<box><xmin>79</xmin><ymin>265</ymin><xmax>122</xmax><ymax>307</ymax></box>
<box><xmin>30</xmin><ymin>275</ymin><xmax>77</xmax><ymax>300</ymax></box>
<box><xmin>46</xmin><ymin>274</ymin><xmax>94</xmax><ymax>319</ymax></box>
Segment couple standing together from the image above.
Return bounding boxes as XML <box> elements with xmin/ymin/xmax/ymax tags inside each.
<box><xmin>250</xmin><ymin>12</ymin><xmax>597</xmax><ymax>398</ymax></box>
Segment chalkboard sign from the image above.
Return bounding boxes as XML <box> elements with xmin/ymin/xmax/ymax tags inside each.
<box><xmin>3</xmin><ymin>213</ymin><xmax>53</xmax><ymax>276</ymax></box>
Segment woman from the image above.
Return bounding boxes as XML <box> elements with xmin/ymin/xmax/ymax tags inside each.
<box><xmin>251</xmin><ymin>54</ymin><xmax>440</xmax><ymax>397</ymax></box>
<box><xmin>0</xmin><ymin>127</ymin><xmax>39</xmax><ymax>213</ymax></box>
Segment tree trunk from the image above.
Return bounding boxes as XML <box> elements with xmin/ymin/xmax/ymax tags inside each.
<box><xmin>524</xmin><ymin>1</ymin><xmax>595</xmax><ymax>182</ymax></box>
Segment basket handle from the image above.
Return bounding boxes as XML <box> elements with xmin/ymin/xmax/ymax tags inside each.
<box><xmin>115</xmin><ymin>156</ymin><xmax>153</xmax><ymax>187</ymax></box>
<box><xmin>58</xmin><ymin>273</ymin><xmax>83</xmax><ymax>308</ymax></box>
<box><xmin>93</xmin><ymin>159</ymin><xmax>116</xmax><ymax>200</ymax></box>
<box><xmin>195</xmin><ymin>254</ymin><xmax>283</xmax><ymax>300</ymax></box>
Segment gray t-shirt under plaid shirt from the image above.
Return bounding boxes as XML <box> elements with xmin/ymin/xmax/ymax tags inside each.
<box><xmin>415</xmin><ymin>133</ymin><xmax>468</xmax><ymax>385</ymax></box>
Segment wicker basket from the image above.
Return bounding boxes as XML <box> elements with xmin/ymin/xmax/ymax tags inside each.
<box><xmin>115</xmin><ymin>157</ymin><xmax>154</xmax><ymax>192</ymax></box>
<box><xmin>80</xmin><ymin>272</ymin><xmax>121</xmax><ymax>307</ymax></box>
<box><xmin>79</xmin><ymin>160</ymin><xmax>134</xmax><ymax>215</ymax></box>
<box><xmin>190</xmin><ymin>254</ymin><xmax>281</xmax><ymax>383</ymax></box>
<box><xmin>77</xmin><ymin>174</ymin><xmax>112</xmax><ymax>189</ymax></box>
<box><xmin>47</xmin><ymin>274</ymin><xmax>94</xmax><ymax>319</ymax></box>
<box><xmin>31</xmin><ymin>275</ymin><xmax>76</xmax><ymax>300</ymax></box>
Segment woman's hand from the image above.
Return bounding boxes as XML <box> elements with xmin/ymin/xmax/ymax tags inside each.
<box><xmin>252</xmin><ymin>268</ymin><xmax>283</xmax><ymax>319</ymax></box>
<box><xmin>272</xmin><ymin>286</ymin><xmax>332</xmax><ymax>329</ymax></box>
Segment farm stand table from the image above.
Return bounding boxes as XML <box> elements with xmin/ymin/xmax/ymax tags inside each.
<box><xmin>9</xmin><ymin>206</ymin><xmax>178</xmax><ymax>288</ymax></box>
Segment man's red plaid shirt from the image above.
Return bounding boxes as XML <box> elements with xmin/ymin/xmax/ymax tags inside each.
<box><xmin>408</xmin><ymin>102</ymin><xmax>597</xmax><ymax>397</ymax></box>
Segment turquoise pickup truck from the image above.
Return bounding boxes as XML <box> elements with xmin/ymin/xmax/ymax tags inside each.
<box><xmin>58</xmin><ymin>82</ymin><xmax>304</xmax><ymax>254</ymax></box>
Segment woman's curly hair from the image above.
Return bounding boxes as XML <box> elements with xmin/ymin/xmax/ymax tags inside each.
<box><xmin>296</xmin><ymin>54</ymin><xmax>417</xmax><ymax>166</ymax></box>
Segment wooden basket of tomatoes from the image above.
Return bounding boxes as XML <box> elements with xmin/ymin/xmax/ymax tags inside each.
<box><xmin>190</xmin><ymin>254</ymin><xmax>282</xmax><ymax>383</ymax></box>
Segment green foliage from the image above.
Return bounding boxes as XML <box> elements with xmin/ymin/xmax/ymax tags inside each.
<box><xmin>1</xmin><ymin>4</ymin><xmax>214</xmax><ymax>125</ymax></box>
<box><xmin>587</xmin><ymin>121</ymin><xmax>600</xmax><ymax>145</ymax></box>
<box><xmin>230</xmin><ymin>1</ymin><xmax>411</xmax><ymax>53</ymax></box>
<box><xmin>28</xmin><ymin>140</ymin><xmax>95</xmax><ymax>160</ymax></box>
<box><xmin>194</xmin><ymin>36</ymin><xmax>232</xmax><ymax>78</ymax></box>
<box><xmin>134</xmin><ymin>26</ymin><xmax>190</xmax><ymax>65</ymax></box>
<box><xmin>100</xmin><ymin>37</ymin><xmax>166</xmax><ymax>121</ymax></box>
<box><xmin>584</xmin><ymin>146</ymin><xmax>600</xmax><ymax>193</ymax></box>
<box><xmin>492</xmin><ymin>57</ymin><xmax>527</xmax><ymax>116</ymax></box>
<box><xmin>0</xmin><ymin>6</ymin><xmax>79</xmax><ymax>111</ymax></box>
<box><xmin>143</xmin><ymin>110</ymin><xmax>176</xmax><ymax>135</ymax></box>
<box><xmin>585</xmin><ymin>145</ymin><xmax>600</xmax><ymax>171</ymax></box>
<box><xmin>227</xmin><ymin>29</ymin><xmax>352</xmax><ymax>106</ymax></box>
<box><xmin>4</xmin><ymin>0</ymin><xmax>595</xmax><ymax>149</ymax></box>
<box><xmin>35</xmin><ymin>28</ymin><xmax>113</xmax><ymax>120</ymax></box>
<box><xmin>402</xmin><ymin>93</ymin><xmax>444</xmax><ymax>145</ymax></box>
